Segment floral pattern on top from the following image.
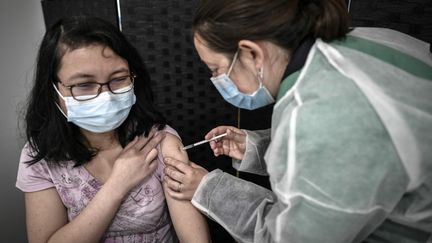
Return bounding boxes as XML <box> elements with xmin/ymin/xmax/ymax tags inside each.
<box><xmin>16</xmin><ymin>126</ymin><xmax>181</xmax><ymax>243</ymax></box>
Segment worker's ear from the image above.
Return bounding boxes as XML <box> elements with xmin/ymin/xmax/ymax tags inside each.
<box><xmin>238</xmin><ymin>40</ymin><xmax>265</xmax><ymax>70</ymax></box>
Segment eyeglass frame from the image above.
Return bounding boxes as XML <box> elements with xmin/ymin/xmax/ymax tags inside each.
<box><xmin>57</xmin><ymin>74</ymin><xmax>136</xmax><ymax>101</ymax></box>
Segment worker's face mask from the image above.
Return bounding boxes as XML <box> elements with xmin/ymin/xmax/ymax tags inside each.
<box><xmin>210</xmin><ymin>51</ymin><xmax>275</xmax><ymax>110</ymax></box>
<box><xmin>53</xmin><ymin>84</ymin><xmax>136</xmax><ymax>133</ymax></box>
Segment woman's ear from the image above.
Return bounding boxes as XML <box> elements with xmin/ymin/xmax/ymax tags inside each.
<box><xmin>238</xmin><ymin>40</ymin><xmax>265</xmax><ymax>70</ymax></box>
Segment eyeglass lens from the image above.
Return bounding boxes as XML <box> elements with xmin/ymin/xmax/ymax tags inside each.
<box><xmin>71</xmin><ymin>75</ymin><xmax>134</xmax><ymax>101</ymax></box>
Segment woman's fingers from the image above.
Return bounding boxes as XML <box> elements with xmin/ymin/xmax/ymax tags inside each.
<box><xmin>123</xmin><ymin>136</ymin><xmax>139</xmax><ymax>150</ymax></box>
<box><xmin>146</xmin><ymin>158</ymin><xmax>158</xmax><ymax>175</ymax></box>
<box><xmin>123</xmin><ymin>127</ymin><xmax>160</xmax><ymax>152</ymax></box>
<box><xmin>164</xmin><ymin>183</ymin><xmax>187</xmax><ymax>200</ymax></box>
<box><xmin>226</xmin><ymin>128</ymin><xmax>246</xmax><ymax>144</ymax></box>
<box><xmin>164</xmin><ymin>174</ymin><xmax>181</xmax><ymax>191</ymax></box>
<box><xmin>222</xmin><ymin>138</ymin><xmax>230</xmax><ymax>153</ymax></box>
<box><xmin>209</xmin><ymin>140</ymin><xmax>223</xmax><ymax>156</ymax></box>
<box><xmin>137</xmin><ymin>131</ymin><xmax>165</xmax><ymax>155</ymax></box>
<box><xmin>205</xmin><ymin>126</ymin><xmax>247</xmax><ymax>159</ymax></box>
<box><xmin>205</xmin><ymin>126</ymin><xmax>243</xmax><ymax>139</ymax></box>
<box><xmin>163</xmin><ymin>158</ymin><xmax>208</xmax><ymax>201</ymax></box>
<box><xmin>164</xmin><ymin>157</ymin><xmax>192</xmax><ymax>174</ymax></box>
<box><xmin>135</xmin><ymin>129</ymin><xmax>158</xmax><ymax>149</ymax></box>
<box><xmin>145</xmin><ymin>148</ymin><xmax>159</xmax><ymax>164</ymax></box>
<box><xmin>164</xmin><ymin>174</ymin><xmax>189</xmax><ymax>200</ymax></box>
<box><xmin>205</xmin><ymin>126</ymin><xmax>230</xmax><ymax>140</ymax></box>
<box><xmin>165</xmin><ymin>165</ymin><xmax>184</xmax><ymax>182</ymax></box>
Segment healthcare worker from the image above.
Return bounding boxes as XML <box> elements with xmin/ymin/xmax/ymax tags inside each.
<box><xmin>163</xmin><ymin>0</ymin><xmax>432</xmax><ymax>242</ymax></box>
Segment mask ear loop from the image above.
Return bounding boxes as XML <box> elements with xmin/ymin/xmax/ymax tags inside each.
<box><xmin>257</xmin><ymin>66</ymin><xmax>264</xmax><ymax>87</ymax></box>
<box><xmin>227</xmin><ymin>50</ymin><xmax>239</xmax><ymax>76</ymax></box>
<box><xmin>52</xmin><ymin>83</ymin><xmax>68</xmax><ymax>118</ymax></box>
<box><xmin>258</xmin><ymin>67</ymin><xmax>264</xmax><ymax>80</ymax></box>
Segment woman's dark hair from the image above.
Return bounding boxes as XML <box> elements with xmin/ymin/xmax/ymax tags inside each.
<box><xmin>25</xmin><ymin>16</ymin><xmax>166</xmax><ymax>166</ymax></box>
<box><xmin>193</xmin><ymin>0</ymin><xmax>350</xmax><ymax>54</ymax></box>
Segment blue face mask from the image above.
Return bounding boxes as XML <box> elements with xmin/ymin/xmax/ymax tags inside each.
<box><xmin>53</xmin><ymin>84</ymin><xmax>136</xmax><ymax>133</ymax></box>
<box><xmin>210</xmin><ymin>51</ymin><xmax>275</xmax><ymax>110</ymax></box>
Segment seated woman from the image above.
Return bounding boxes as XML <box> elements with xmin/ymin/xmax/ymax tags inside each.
<box><xmin>16</xmin><ymin>16</ymin><xmax>210</xmax><ymax>243</ymax></box>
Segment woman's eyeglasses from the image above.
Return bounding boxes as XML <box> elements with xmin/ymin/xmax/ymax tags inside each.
<box><xmin>58</xmin><ymin>74</ymin><xmax>135</xmax><ymax>101</ymax></box>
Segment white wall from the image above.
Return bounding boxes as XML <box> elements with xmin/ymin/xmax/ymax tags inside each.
<box><xmin>0</xmin><ymin>1</ymin><xmax>45</xmax><ymax>241</ymax></box>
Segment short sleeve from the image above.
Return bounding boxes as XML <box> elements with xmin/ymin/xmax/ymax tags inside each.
<box><xmin>16</xmin><ymin>143</ymin><xmax>54</xmax><ymax>192</ymax></box>
<box><xmin>154</xmin><ymin>125</ymin><xmax>181</xmax><ymax>181</ymax></box>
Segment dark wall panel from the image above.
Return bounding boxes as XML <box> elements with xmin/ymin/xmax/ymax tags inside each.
<box><xmin>41</xmin><ymin>0</ymin><xmax>118</xmax><ymax>29</ymax></box>
<box><xmin>120</xmin><ymin>0</ymin><xmax>238</xmax><ymax>168</ymax></box>
<box><xmin>120</xmin><ymin>1</ymin><xmax>237</xmax><ymax>241</ymax></box>
<box><xmin>350</xmin><ymin>0</ymin><xmax>432</xmax><ymax>43</ymax></box>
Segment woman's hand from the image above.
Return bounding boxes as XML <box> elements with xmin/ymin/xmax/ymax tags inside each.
<box><xmin>205</xmin><ymin>125</ymin><xmax>246</xmax><ymax>160</ymax></box>
<box><xmin>163</xmin><ymin>157</ymin><xmax>208</xmax><ymax>200</ymax></box>
<box><xmin>108</xmin><ymin>128</ymin><xmax>166</xmax><ymax>197</ymax></box>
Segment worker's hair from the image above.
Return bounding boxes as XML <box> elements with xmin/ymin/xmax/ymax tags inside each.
<box><xmin>193</xmin><ymin>0</ymin><xmax>350</xmax><ymax>54</ymax></box>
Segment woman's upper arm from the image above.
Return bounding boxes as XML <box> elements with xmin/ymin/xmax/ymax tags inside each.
<box><xmin>160</xmin><ymin>133</ymin><xmax>211</xmax><ymax>243</ymax></box>
<box><xmin>160</xmin><ymin>133</ymin><xmax>189</xmax><ymax>163</ymax></box>
<box><xmin>25</xmin><ymin>188</ymin><xmax>68</xmax><ymax>243</ymax></box>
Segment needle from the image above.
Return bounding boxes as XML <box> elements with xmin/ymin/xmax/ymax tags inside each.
<box><xmin>182</xmin><ymin>133</ymin><xmax>227</xmax><ymax>150</ymax></box>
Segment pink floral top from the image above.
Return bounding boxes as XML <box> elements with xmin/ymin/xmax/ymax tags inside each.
<box><xmin>16</xmin><ymin>126</ymin><xmax>180</xmax><ymax>243</ymax></box>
